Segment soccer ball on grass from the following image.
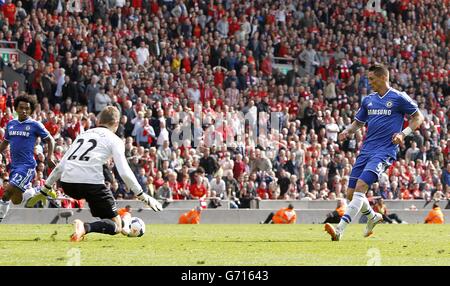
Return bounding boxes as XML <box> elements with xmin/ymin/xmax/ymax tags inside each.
<box><xmin>128</xmin><ymin>217</ymin><xmax>146</xmax><ymax>237</ymax></box>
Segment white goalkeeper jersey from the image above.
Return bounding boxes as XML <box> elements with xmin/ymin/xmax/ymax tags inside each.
<box><xmin>46</xmin><ymin>127</ymin><xmax>143</xmax><ymax>194</ymax></box>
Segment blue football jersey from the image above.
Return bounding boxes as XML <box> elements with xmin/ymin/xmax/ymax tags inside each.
<box><xmin>355</xmin><ymin>88</ymin><xmax>418</xmax><ymax>158</ymax></box>
<box><xmin>4</xmin><ymin>118</ymin><xmax>50</xmax><ymax>168</ymax></box>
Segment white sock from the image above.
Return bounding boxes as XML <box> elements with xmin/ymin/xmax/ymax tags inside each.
<box><xmin>0</xmin><ymin>200</ymin><xmax>11</xmax><ymax>220</ymax></box>
<box><xmin>121</xmin><ymin>213</ymin><xmax>132</xmax><ymax>236</ymax></box>
<box><xmin>337</xmin><ymin>192</ymin><xmax>365</xmax><ymax>232</ymax></box>
<box><xmin>21</xmin><ymin>188</ymin><xmax>39</xmax><ymax>207</ymax></box>
<box><xmin>360</xmin><ymin>196</ymin><xmax>376</xmax><ymax>220</ymax></box>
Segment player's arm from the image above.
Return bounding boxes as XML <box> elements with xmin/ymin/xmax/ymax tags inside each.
<box><xmin>44</xmin><ymin>143</ymin><xmax>73</xmax><ymax>189</ymax></box>
<box><xmin>339</xmin><ymin>98</ymin><xmax>368</xmax><ymax>141</ymax></box>
<box><xmin>112</xmin><ymin>140</ymin><xmax>162</xmax><ymax>211</ymax></box>
<box><xmin>112</xmin><ymin>142</ymin><xmax>144</xmax><ymax>196</ymax></box>
<box><xmin>37</xmin><ymin>121</ymin><xmax>56</xmax><ymax>168</ymax></box>
<box><xmin>338</xmin><ymin>120</ymin><xmax>365</xmax><ymax>141</ymax></box>
<box><xmin>392</xmin><ymin>109</ymin><xmax>424</xmax><ymax>145</ymax></box>
<box><xmin>44</xmin><ymin>156</ymin><xmax>66</xmax><ymax>188</ymax></box>
<box><xmin>44</xmin><ymin>161</ymin><xmax>64</xmax><ymax>188</ymax></box>
<box><xmin>44</xmin><ymin>135</ymin><xmax>56</xmax><ymax>168</ymax></box>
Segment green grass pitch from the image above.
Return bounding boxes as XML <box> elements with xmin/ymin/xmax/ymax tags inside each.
<box><xmin>0</xmin><ymin>224</ymin><xmax>449</xmax><ymax>265</ymax></box>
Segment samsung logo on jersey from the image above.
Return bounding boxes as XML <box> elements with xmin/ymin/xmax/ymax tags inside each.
<box><xmin>368</xmin><ymin>109</ymin><xmax>392</xmax><ymax>116</ymax></box>
<box><xmin>9</xmin><ymin>130</ymin><xmax>30</xmax><ymax>137</ymax></box>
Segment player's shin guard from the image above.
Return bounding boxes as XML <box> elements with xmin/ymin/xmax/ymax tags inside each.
<box><xmin>360</xmin><ymin>197</ymin><xmax>376</xmax><ymax>220</ymax></box>
<box><xmin>84</xmin><ymin>219</ymin><xmax>118</xmax><ymax>235</ymax></box>
<box><xmin>0</xmin><ymin>200</ymin><xmax>11</xmax><ymax>221</ymax></box>
<box><xmin>337</xmin><ymin>192</ymin><xmax>365</xmax><ymax>232</ymax></box>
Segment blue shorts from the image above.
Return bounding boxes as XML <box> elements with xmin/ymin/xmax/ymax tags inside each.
<box><xmin>9</xmin><ymin>167</ymin><xmax>36</xmax><ymax>192</ymax></box>
<box><xmin>349</xmin><ymin>153</ymin><xmax>394</xmax><ymax>189</ymax></box>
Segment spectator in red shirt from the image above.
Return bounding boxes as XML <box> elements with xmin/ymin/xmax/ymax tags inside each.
<box><xmin>401</xmin><ymin>183</ymin><xmax>413</xmax><ymax>200</ymax></box>
<box><xmin>168</xmin><ymin>171</ymin><xmax>185</xmax><ymax>200</ymax></box>
<box><xmin>260</xmin><ymin>54</ymin><xmax>273</xmax><ymax>76</ymax></box>
<box><xmin>28</xmin><ymin>34</ymin><xmax>44</xmax><ymax>62</ymax></box>
<box><xmin>153</xmin><ymin>171</ymin><xmax>165</xmax><ymax>191</ymax></box>
<box><xmin>66</xmin><ymin>115</ymin><xmax>82</xmax><ymax>140</ymax></box>
<box><xmin>338</xmin><ymin>59</ymin><xmax>351</xmax><ymax>82</ymax></box>
<box><xmin>44</xmin><ymin>114</ymin><xmax>60</xmax><ymax>137</ymax></box>
<box><xmin>256</xmin><ymin>182</ymin><xmax>269</xmax><ymax>200</ymax></box>
<box><xmin>410</xmin><ymin>182</ymin><xmax>423</xmax><ymax>199</ymax></box>
<box><xmin>0</xmin><ymin>94</ymin><xmax>7</xmax><ymax>113</ymax></box>
<box><xmin>0</xmin><ymin>108</ymin><xmax>13</xmax><ymax>128</ymax></box>
<box><xmin>2</xmin><ymin>0</ymin><xmax>16</xmax><ymax>26</ymax></box>
<box><xmin>233</xmin><ymin>153</ymin><xmax>246</xmax><ymax>180</ymax></box>
<box><xmin>189</xmin><ymin>170</ymin><xmax>207</xmax><ymax>199</ymax></box>
<box><xmin>0</xmin><ymin>177</ymin><xmax>8</xmax><ymax>199</ymax></box>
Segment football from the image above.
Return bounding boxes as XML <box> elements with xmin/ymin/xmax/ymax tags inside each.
<box><xmin>128</xmin><ymin>217</ymin><xmax>146</xmax><ymax>237</ymax></box>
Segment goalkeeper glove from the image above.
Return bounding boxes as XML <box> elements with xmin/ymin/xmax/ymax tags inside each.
<box><xmin>137</xmin><ymin>192</ymin><xmax>163</xmax><ymax>212</ymax></box>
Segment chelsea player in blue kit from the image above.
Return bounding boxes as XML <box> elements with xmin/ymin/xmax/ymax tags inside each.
<box><xmin>0</xmin><ymin>95</ymin><xmax>56</xmax><ymax>221</ymax></box>
<box><xmin>325</xmin><ymin>64</ymin><xmax>424</xmax><ymax>241</ymax></box>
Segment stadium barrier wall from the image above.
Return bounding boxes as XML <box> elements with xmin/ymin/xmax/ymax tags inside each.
<box><xmin>256</xmin><ymin>200</ymin><xmax>448</xmax><ymax>210</ymax></box>
<box><xmin>63</xmin><ymin>199</ymin><xmax>449</xmax><ymax>210</ymax></box>
<box><xmin>11</xmin><ymin>199</ymin><xmax>445</xmax><ymax>211</ymax></box>
<box><xmin>11</xmin><ymin>200</ymin><xmax>450</xmax><ymax>211</ymax></box>
<box><xmin>3</xmin><ymin>208</ymin><xmax>449</xmax><ymax>224</ymax></box>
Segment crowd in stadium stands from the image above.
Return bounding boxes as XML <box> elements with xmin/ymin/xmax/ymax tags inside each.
<box><xmin>0</xmin><ymin>0</ymin><xmax>448</xmax><ymax>208</ymax></box>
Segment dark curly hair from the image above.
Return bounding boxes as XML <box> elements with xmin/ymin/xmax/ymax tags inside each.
<box><xmin>13</xmin><ymin>95</ymin><xmax>36</xmax><ymax>112</ymax></box>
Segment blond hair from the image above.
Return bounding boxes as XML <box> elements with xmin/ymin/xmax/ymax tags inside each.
<box><xmin>98</xmin><ymin>106</ymin><xmax>120</xmax><ymax>127</ymax></box>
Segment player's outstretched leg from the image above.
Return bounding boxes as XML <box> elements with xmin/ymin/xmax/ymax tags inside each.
<box><xmin>22</xmin><ymin>188</ymin><xmax>39</xmax><ymax>207</ymax></box>
<box><xmin>70</xmin><ymin>219</ymin><xmax>87</xmax><ymax>242</ymax></box>
<box><xmin>0</xmin><ymin>186</ymin><xmax>23</xmax><ymax>221</ymax></box>
<box><xmin>363</xmin><ymin>212</ymin><xmax>383</xmax><ymax>237</ymax></box>
<box><xmin>359</xmin><ymin>193</ymin><xmax>383</xmax><ymax>236</ymax></box>
<box><xmin>260</xmin><ymin>212</ymin><xmax>274</xmax><ymax>224</ymax></box>
<box><xmin>360</xmin><ymin>199</ymin><xmax>376</xmax><ymax>220</ymax></box>
<box><xmin>25</xmin><ymin>186</ymin><xmax>58</xmax><ymax>208</ymax></box>
<box><xmin>71</xmin><ymin>219</ymin><xmax>120</xmax><ymax>242</ymax></box>
<box><xmin>325</xmin><ymin>192</ymin><xmax>366</xmax><ymax>241</ymax></box>
<box><xmin>324</xmin><ymin>223</ymin><xmax>341</xmax><ymax>241</ymax></box>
